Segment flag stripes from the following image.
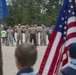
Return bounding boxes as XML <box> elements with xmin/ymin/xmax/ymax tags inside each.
<box><xmin>38</xmin><ymin>0</ymin><xmax>76</xmax><ymax>75</ymax></box>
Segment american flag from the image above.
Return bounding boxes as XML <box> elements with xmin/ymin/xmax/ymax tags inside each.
<box><xmin>38</xmin><ymin>0</ymin><xmax>76</xmax><ymax>75</ymax></box>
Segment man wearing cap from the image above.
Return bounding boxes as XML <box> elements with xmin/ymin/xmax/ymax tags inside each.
<box><xmin>59</xmin><ymin>43</ymin><xmax>76</xmax><ymax>75</ymax></box>
<box><xmin>24</xmin><ymin>25</ymin><xmax>30</xmax><ymax>43</ymax></box>
<box><xmin>40</xmin><ymin>24</ymin><xmax>46</xmax><ymax>45</ymax></box>
<box><xmin>7</xmin><ymin>26</ymin><xmax>14</xmax><ymax>46</ymax></box>
<box><xmin>29</xmin><ymin>24</ymin><xmax>37</xmax><ymax>47</ymax></box>
<box><xmin>16</xmin><ymin>24</ymin><xmax>23</xmax><ymax>46</ymax></box>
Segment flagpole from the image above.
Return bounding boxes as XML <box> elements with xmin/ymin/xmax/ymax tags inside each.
<box><xmin>73</xmin><ymin>0</ymin><xmax>76</xmax><ymax>15</ymax></box>
<box><xmin>0</xmin><ymin>20</ymin><xmax>3</xmax><ymax>75</ymax></box>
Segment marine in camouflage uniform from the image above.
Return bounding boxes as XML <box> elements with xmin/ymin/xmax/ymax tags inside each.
<box><xmin>29</xmin><ymin>25</ymin><xmax>37</xmax><ymax>47</ymax></box>
<box><xmin>7</xmin><ymin>26</ymin><xmax>14</xmax><ymax>46</ymax></box>
<box><xmin>40</xmin><ymin>25</ymin><xmax>46</xmax><ymax>45</ymax></box>
<box><xmin>24</xmin><ymin>25</ymin><xmax>30</xmax><ymax>43</ymax></box>
<box><xmin>16</xmin><ymin>24</ymin><xmax>23</xmax><ymax>46</ymax></box>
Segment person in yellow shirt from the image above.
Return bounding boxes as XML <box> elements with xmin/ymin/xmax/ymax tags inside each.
<box><xmin>1</xmin><ymin>28</ymin><xmax>7</xmax><ymax>44</ymax></box>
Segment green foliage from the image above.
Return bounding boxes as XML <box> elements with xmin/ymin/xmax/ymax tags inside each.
<box><xmin>6</xmin><ymin>0</ymin><xmax>63</xmax><ymax>26</ymax></box>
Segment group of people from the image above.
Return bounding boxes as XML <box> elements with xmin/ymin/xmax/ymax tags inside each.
<box><xmin>1</xmin><ymin>24</ymin><xmax>76</xmax><ymax>75</ymax></box>
<box><xmin>1</xmin><ymin>24</ymin><xmax>54</xmax><ymax>47</ymax></box>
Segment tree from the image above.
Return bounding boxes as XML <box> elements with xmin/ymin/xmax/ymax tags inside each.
<box><xmin>6</xmin><ymin>0</ymin><xmax>63</xmax><ymax>26</ymax></box>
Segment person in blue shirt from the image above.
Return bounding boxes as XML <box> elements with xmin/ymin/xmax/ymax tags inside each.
<box><xmin>15</xmin><ymin>43</ymin><xmax>38</xmax><ymax>75</ymax></box>
<box><xmin>59</xmin><ymin>43</ymin><xmax>76</xmax><ymax>75</ymax></box>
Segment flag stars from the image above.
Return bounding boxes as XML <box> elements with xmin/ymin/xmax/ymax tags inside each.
<box><xmin>65</xmin><ymin>21</ymin><xmax>67</xmax><ymax>24</ymax></box>
<box><xmin>64</xmin><ymin>26</ymin><xmax>67</xmax><ymax>30</ymax></box>
<box><xmin>68</xmin><ymin>10</ymin><xmax>71</xmax><ymax>13</ymax></box>
<box><xmin>59</xmin><ymin>25</ymin><xmax>62</xmax><ymax>28</ymax></box>
<box><xmin>64</xmin><ymin>37</ymin><xmax>66</xmax><ymax>40</ymax></box>
<box><xmin>64</xmin><ymin>32</ymin><xmax>67</xmax><ymax>35</ymax></box>
<box><xmin>70</xmin><ymin>5</ymin><xmax>73</xmax><ymax>8</ymax></box>
<box><xmin>69</xmin><ymin>0</ymin><xmax>72</xmax><ymax>2</ymax></box>
<box><xmin>65</xmin><ymin>16</ymin><xmax>67</xmax><ymax>19</ymax></box>
<box><xmin>62</xmin><ymin>17</ymin><xmax>64</xmax><ymax>21</ymax></box>
<box><xmin>72</xmin><ymin>12</ymin><xmax>75</xmax><ymax>15</ymax></box>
